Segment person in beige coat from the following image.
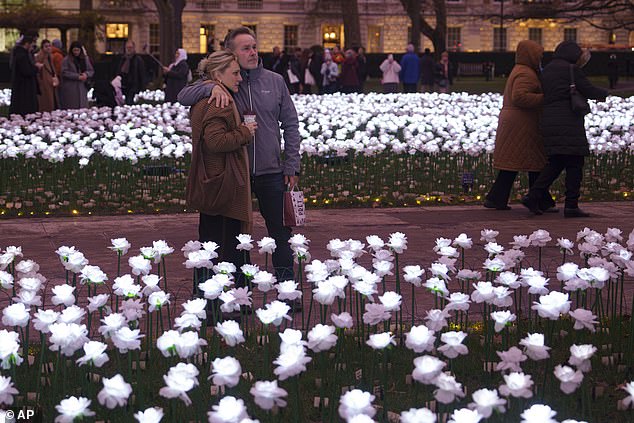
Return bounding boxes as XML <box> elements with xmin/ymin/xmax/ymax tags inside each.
<box><xmin>35</xmin><ymin>39</ymin><xmax>59</xmax><ymax>112</ymax></box>
<box><xmin>186</xmin><ymin>50</ymin><xmax>257</xmax><ymax>271</ymax></box>
<box><xmin>484</xmin><ymin>40</ymin><xmax>556</xmax><ymax>212</ymax></box>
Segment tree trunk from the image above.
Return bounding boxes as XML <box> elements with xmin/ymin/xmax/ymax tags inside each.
<box><xmin>409</xmin><ymin>0</ymin><xmax>421</xmax><ymax>52</ymax></box>
<box><xmin>78</xmin><ymin>0</ymin><xmax>96</xmax><ymax>57</ymax></box>
<box><xmin>153</xmin><ymin>0</ymin><xmax>185</xmax><ymax>65</ymax></box>
<box><xmin>400</xmin><ymin>0</ymin><xmax>447</xmax><ymax>57</ymax></box>
<box><xmin>340</xmin><ymin>0</ymin><xmax>361</xmax><ymax>49</ymax></box>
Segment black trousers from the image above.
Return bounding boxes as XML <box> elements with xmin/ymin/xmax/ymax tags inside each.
<box><xmin>252</xmin><ymin>173</ymin><xmax>294</xmax><ymax>281</ymax></box>
<box><xmin>199</xmin><ymin>213</ymin><xmax>246</xmax><ymax>266</ymax></box>
<box><xmin>528</xmin><ymin>155</ymin><xmax>584</xmax><ymax>209</ymax></box>
<box><xmin>486</xmin><ymin>170</ymin><xmax>555</xmax><ymax>209</ymax></box>
<box><xmin>403</xmin><ymin>83</ymin><xmax>417</xmax><ymax>93</ymax></box>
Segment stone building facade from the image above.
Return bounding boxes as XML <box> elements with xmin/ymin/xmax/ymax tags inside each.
<box><xmin>4</xmin><ymin>0</ymin><xmax>632</xmax><ymax>55</ymax></box>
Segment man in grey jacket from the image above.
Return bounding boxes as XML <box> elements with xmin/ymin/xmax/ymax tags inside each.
<box><xmin>178</xmin><ymin>26</ymin><xmax>301</xmax><ymax>283</ymax></box>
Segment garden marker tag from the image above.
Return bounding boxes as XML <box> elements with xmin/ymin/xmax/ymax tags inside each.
<box><xmin>405</xmin><ymin>375</ymin><xmax>412</xmax><ymax>385</ymax></box>
<box><xmin>373</xmin><ymin>385</ymin><xmax>383</xmax><ymax>399</ymax></box>
<box><xmin>210</xmin><ymin>385</ymin><xmax>219</xmax><ymax>396</ymax></box>
<box><xmin>315</xmin><ymin>378</ymin><xmax>322</xmax><ymax>388</ymax></box>
<box><xmin>355</xmin><ymin>369</ymin><xmax>362</xmax><ymax>380</ymax></box>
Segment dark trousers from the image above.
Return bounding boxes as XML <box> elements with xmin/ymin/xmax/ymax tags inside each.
<box><xmin>198</xmin><ymin>213</ymin><xmax>249</xmax><ymax>287</ymax></box>
<box><xmin>528</xmin><ymin>155</ymin><xmax>584</xmax><ymax>209</ymax></box>
<box><xmin>252</xmin><ymin>173</ymin><xmax>294</xmax><ymax>281</ymax></box>
<box><xmin>486</xmin><ymin>170</ymin><xmax>555</xmax><ymax>209</ymax></box>
<box><xmin>403</xmin><ymin>83</ymin><xmax>417</xmax><ymax>93</ymax></box>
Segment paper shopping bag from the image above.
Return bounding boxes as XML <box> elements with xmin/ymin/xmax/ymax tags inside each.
<box><xmin>283</xmin><ymin>187</ymin><xmax>305</xmax><ymax>227</ymax></box>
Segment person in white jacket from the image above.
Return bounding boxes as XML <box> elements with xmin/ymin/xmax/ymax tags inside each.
<box><xmin>380</xmin><ymin>54</ymin><xmax>401</xmax><ymax>93</ymax></box>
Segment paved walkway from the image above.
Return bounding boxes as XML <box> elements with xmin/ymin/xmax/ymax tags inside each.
<box><xmin>1</xmin><ymin>201</ymin><xmax>633</xmax><ymax>327</ymax></box>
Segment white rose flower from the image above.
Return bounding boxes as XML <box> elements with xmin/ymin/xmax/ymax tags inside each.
<box><xmin>54</xmin><ymin>396</ymin><xmax>95</xmax><ymax>423</ymax></box>
<box><xmin>211</xmin><ymin>356</ymin><xmax>242</xmax><ymax>388</ymax></box>
<box><xmin>250</xmin><ymin>380</ymin><xmax>288</xmax><ymax>410</ymax></box>
<box><xmin>97</xmin><ymin>374</ymin><xmax>133</xmax><ymax>409</ymax></box>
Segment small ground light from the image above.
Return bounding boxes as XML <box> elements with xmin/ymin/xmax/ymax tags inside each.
<box><xmin>127</xmin><ymin>210</ymin><xmax>133</xmax><ymax>213</ymax></box>
<box><xmin>624</xmin><ymin>192</ymin><xmax>629</xmax><ymax>197</ymax></box>
<box><xmin>374</xmin><ymin>198</ymin><xmax>380</xmax><ymax>202</ymax></box>
<box><xmin>476</xmin><ymin>195</ymin><xmax>481</xmax><ymax>200</ymax></box>
<box><xmin>72</xmin><ymin>210</ymin><xmax>79</xmax><ymax>215</ymax></box>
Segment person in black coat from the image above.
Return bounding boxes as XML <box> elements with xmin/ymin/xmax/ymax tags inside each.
<box><xmin>118</xmin><ymin>40</ymin><xmax>146</xmax><ymax>105</ymax></box>
<box><xmin>9</xmin><ymin>35</ymin><xmax>42</xmax><ymax>116</ymax></box>
<box><xmin>309</xmin><ymin>46</ymin><xmax>324</xmax><ymax>94</ymax></box>
<box><xmin>522</xmin><ymin>41</ymin><xmax>608</xmax><ymax>218</ymax></box>
<box><xmin>162</xmin><ymin>48</ymin><xmax>190</xmax><ymax>103</ymax></box>
<box><xmin>356</xmin><ymin>46</ymin><xmax>368</xmax><ymax>93</ymax></box>
<box><xmin>607</xmin><ymin>54</ymin><xmax>618</xmax><ymax>89</ymax></box>
<box><xmin>420</xmin><ymin>48</ymin><xmax>435</xmax><ymax>92</ymax></box>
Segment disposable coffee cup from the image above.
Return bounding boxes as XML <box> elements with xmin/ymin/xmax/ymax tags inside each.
<box><xmin>244</xmin><ymin>113</ymin><xmax>256</xmax><ymax>124</ymax></box>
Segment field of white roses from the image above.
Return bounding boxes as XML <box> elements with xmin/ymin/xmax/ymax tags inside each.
<box><xmin>0</xmin><ymin>90</ymin><xmax>632</xmax><ymax>215</ymax></box>
<box><xmin>1</xmin><ymin>226</ymin><xmax>634</xmax><ymax>422</ymax></box>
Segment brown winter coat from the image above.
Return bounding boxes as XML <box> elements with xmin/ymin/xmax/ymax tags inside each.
<box><xmin>35</xmin><ymin>50</ymin><xmax>58</xmax><ymax>112</ymax></box>
<box><xmin>186</xmin><ymin>89</ymin><xmax>253</xmax><ymax>232</ymax></box>
<box><xmin>492</xmin><ymin>40</ymin><xmax>547</xmax><ymax>172</ymax></box>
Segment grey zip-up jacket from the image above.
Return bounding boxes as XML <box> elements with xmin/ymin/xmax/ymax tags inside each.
<box><xmin>178</xmin><ymin>61</ymin><xmax>301</xmax><ymax>177</ymax></box>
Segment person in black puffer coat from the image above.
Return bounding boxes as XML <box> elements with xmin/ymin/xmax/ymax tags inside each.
<box><xmin>522</xmin><ymin>41</ymin><xmax>608</xmax><ymax>218</ymax></box>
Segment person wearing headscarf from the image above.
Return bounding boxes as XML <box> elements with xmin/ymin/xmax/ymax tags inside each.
<box><xmin>522</xmin><ymin>41</ymin><xmax>608</xmax><ymax>218</ymax></box>
<box><xmin>58</xmin><ymin>41</ymin><xmax>94</xmax><ymax>109</ymax></box>
<box><xmin>50</xmin><ymin>39</ymin><xmax>65</xmax><ymax>76</ymax></box>
<box><xmin>162</xmin><ymin>48</ymin><xmax>190</xmax><ymax>103</ymax></box>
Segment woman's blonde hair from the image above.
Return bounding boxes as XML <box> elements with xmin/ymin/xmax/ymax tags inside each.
<box><xmin>197</xmin><ymin>50</ymin><xmax>238</xmax><ymax>80</ymax></box>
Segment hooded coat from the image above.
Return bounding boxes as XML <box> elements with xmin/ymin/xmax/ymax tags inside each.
<box><xmin>492</xmin><ymin>40</ymin><xmax>547</xmax><ymax>171</ymax></box>
<box><xmin>540</xmin><ymin>41</ymin><xmax>608</xmax><ymax>156</ymax></box>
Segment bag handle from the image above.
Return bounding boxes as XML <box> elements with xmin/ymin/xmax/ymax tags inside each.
<box><xmin>286</xmin><ymin>183</ymin><xmax>299</xmax><ymax>192</ymax></box>
<box><xmin>569</xmin><ymin>64</ymin><xmax>577</xmax><ymax>94</ymax></box>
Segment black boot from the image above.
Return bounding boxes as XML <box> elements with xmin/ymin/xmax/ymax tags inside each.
<box><xmin>521</xmin><ymin>196</ymin><xmax>542</xmax><ymax>215</ymax></box>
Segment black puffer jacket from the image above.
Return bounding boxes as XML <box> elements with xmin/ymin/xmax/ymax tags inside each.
<box><xmin>541</xmin><ymin>41</ymin><xmax>608</xmax><ymax>156</ymax></box>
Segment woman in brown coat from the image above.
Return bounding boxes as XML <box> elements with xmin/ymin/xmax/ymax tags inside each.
<box><xmin>36</xmin><ymin>39</ymin><xmax>59</xmax><ymax>112</ymax></box>
<box><xmin>484</xmin><ymin>40</ymin><xmax>556</xmax><ymax>212</ymax></box>
<box><xmin>186</xmin><ymin>50</ymin><xmax>257</xmax><ymax>268</ymax></box>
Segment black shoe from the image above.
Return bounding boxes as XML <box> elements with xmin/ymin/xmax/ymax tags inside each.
<box><xmin>541</xmin><ymin>206</ymin><xmax>559</xmax><ymax>213</ymax></box>
<box><xmin>564</xmin><ymin>207</ymin><xmax>590</xmax><ymax>218</ymax></box>
<box><xmin>521</xmin><ymin>196</ymin><xmax>542</xmax><ymax>215</ymax></box>
<box><xmin>483</xmin><ymin>200</ymin><xmax>511</xmax><ymax>211</ymax></box>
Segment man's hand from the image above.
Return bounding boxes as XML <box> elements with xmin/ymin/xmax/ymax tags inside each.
<box><xmin>208</xmin><ymin>84</ymin><xmax>232</xmax><ymax>108</ymax></box>
<box><xmin>162</xmin><ymin>66</ymin><xmax>170</xmax><ymax>73</ymax></box>
<box><xmin>285</xmin><ymin>175</ymin><xmax>299</xmax><ymax>187</ymax></box>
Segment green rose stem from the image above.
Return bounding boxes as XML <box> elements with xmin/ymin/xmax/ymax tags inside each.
<box><xmin>146</xmin><ymin>308</ymin><xmax>153</xmax><ymax>358</ymax></box>
<box><xmin>116</xmin><ymin>250</ymin><xmax>122</xmax><ymax>277</ymax></box>
<box><xmin>35</xmin><ymin>332</ymin><xmax>46</xmax><ymax>402</ymax></box>
<box><xmin>394</xmin><ymin>253</ymin><xmax>402</xmax><ymax>337</ymax></box>
<box><xmin>305</xmin><ymin>288</ymin><xmax>315</xmax><ymax>332</ymax></box>
<box><xmin>411</xmin><ymin>281</ymin><xmax>416</xmax><ymax>328</ymax></box>
<box><xmin>159</xmin><ymin>257</ymin><xmax>172</xmax><ymax>325</ymax></box>
<box><xmin>297</xmin><ymin>256</ymin><xmax>305</xmax><ymax>329</ymax></box>
<box><xmin>381</xmin><ymin>347</ymin><xmax>389</xmax><ymax>422</ymax></box>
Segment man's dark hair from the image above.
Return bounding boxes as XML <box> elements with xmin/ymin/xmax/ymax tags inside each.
<box><xmin>224</xmin><ymin>26</ymin><xmax>257</xmax><ymax>51</ymax></box>
<box><xmin>424</xmin><ymin>48</ymin><xmax>431</xmax><ymax>54</ymax></box>
<box><xmin>41</xmin><ymin>39</ymin><xmax>51</xmax><ymax>48</ymax></box>
<box><xmin>19</xmin><ymin>35</ymin><xmax>36</xmax><ymax>45</ymax></box>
